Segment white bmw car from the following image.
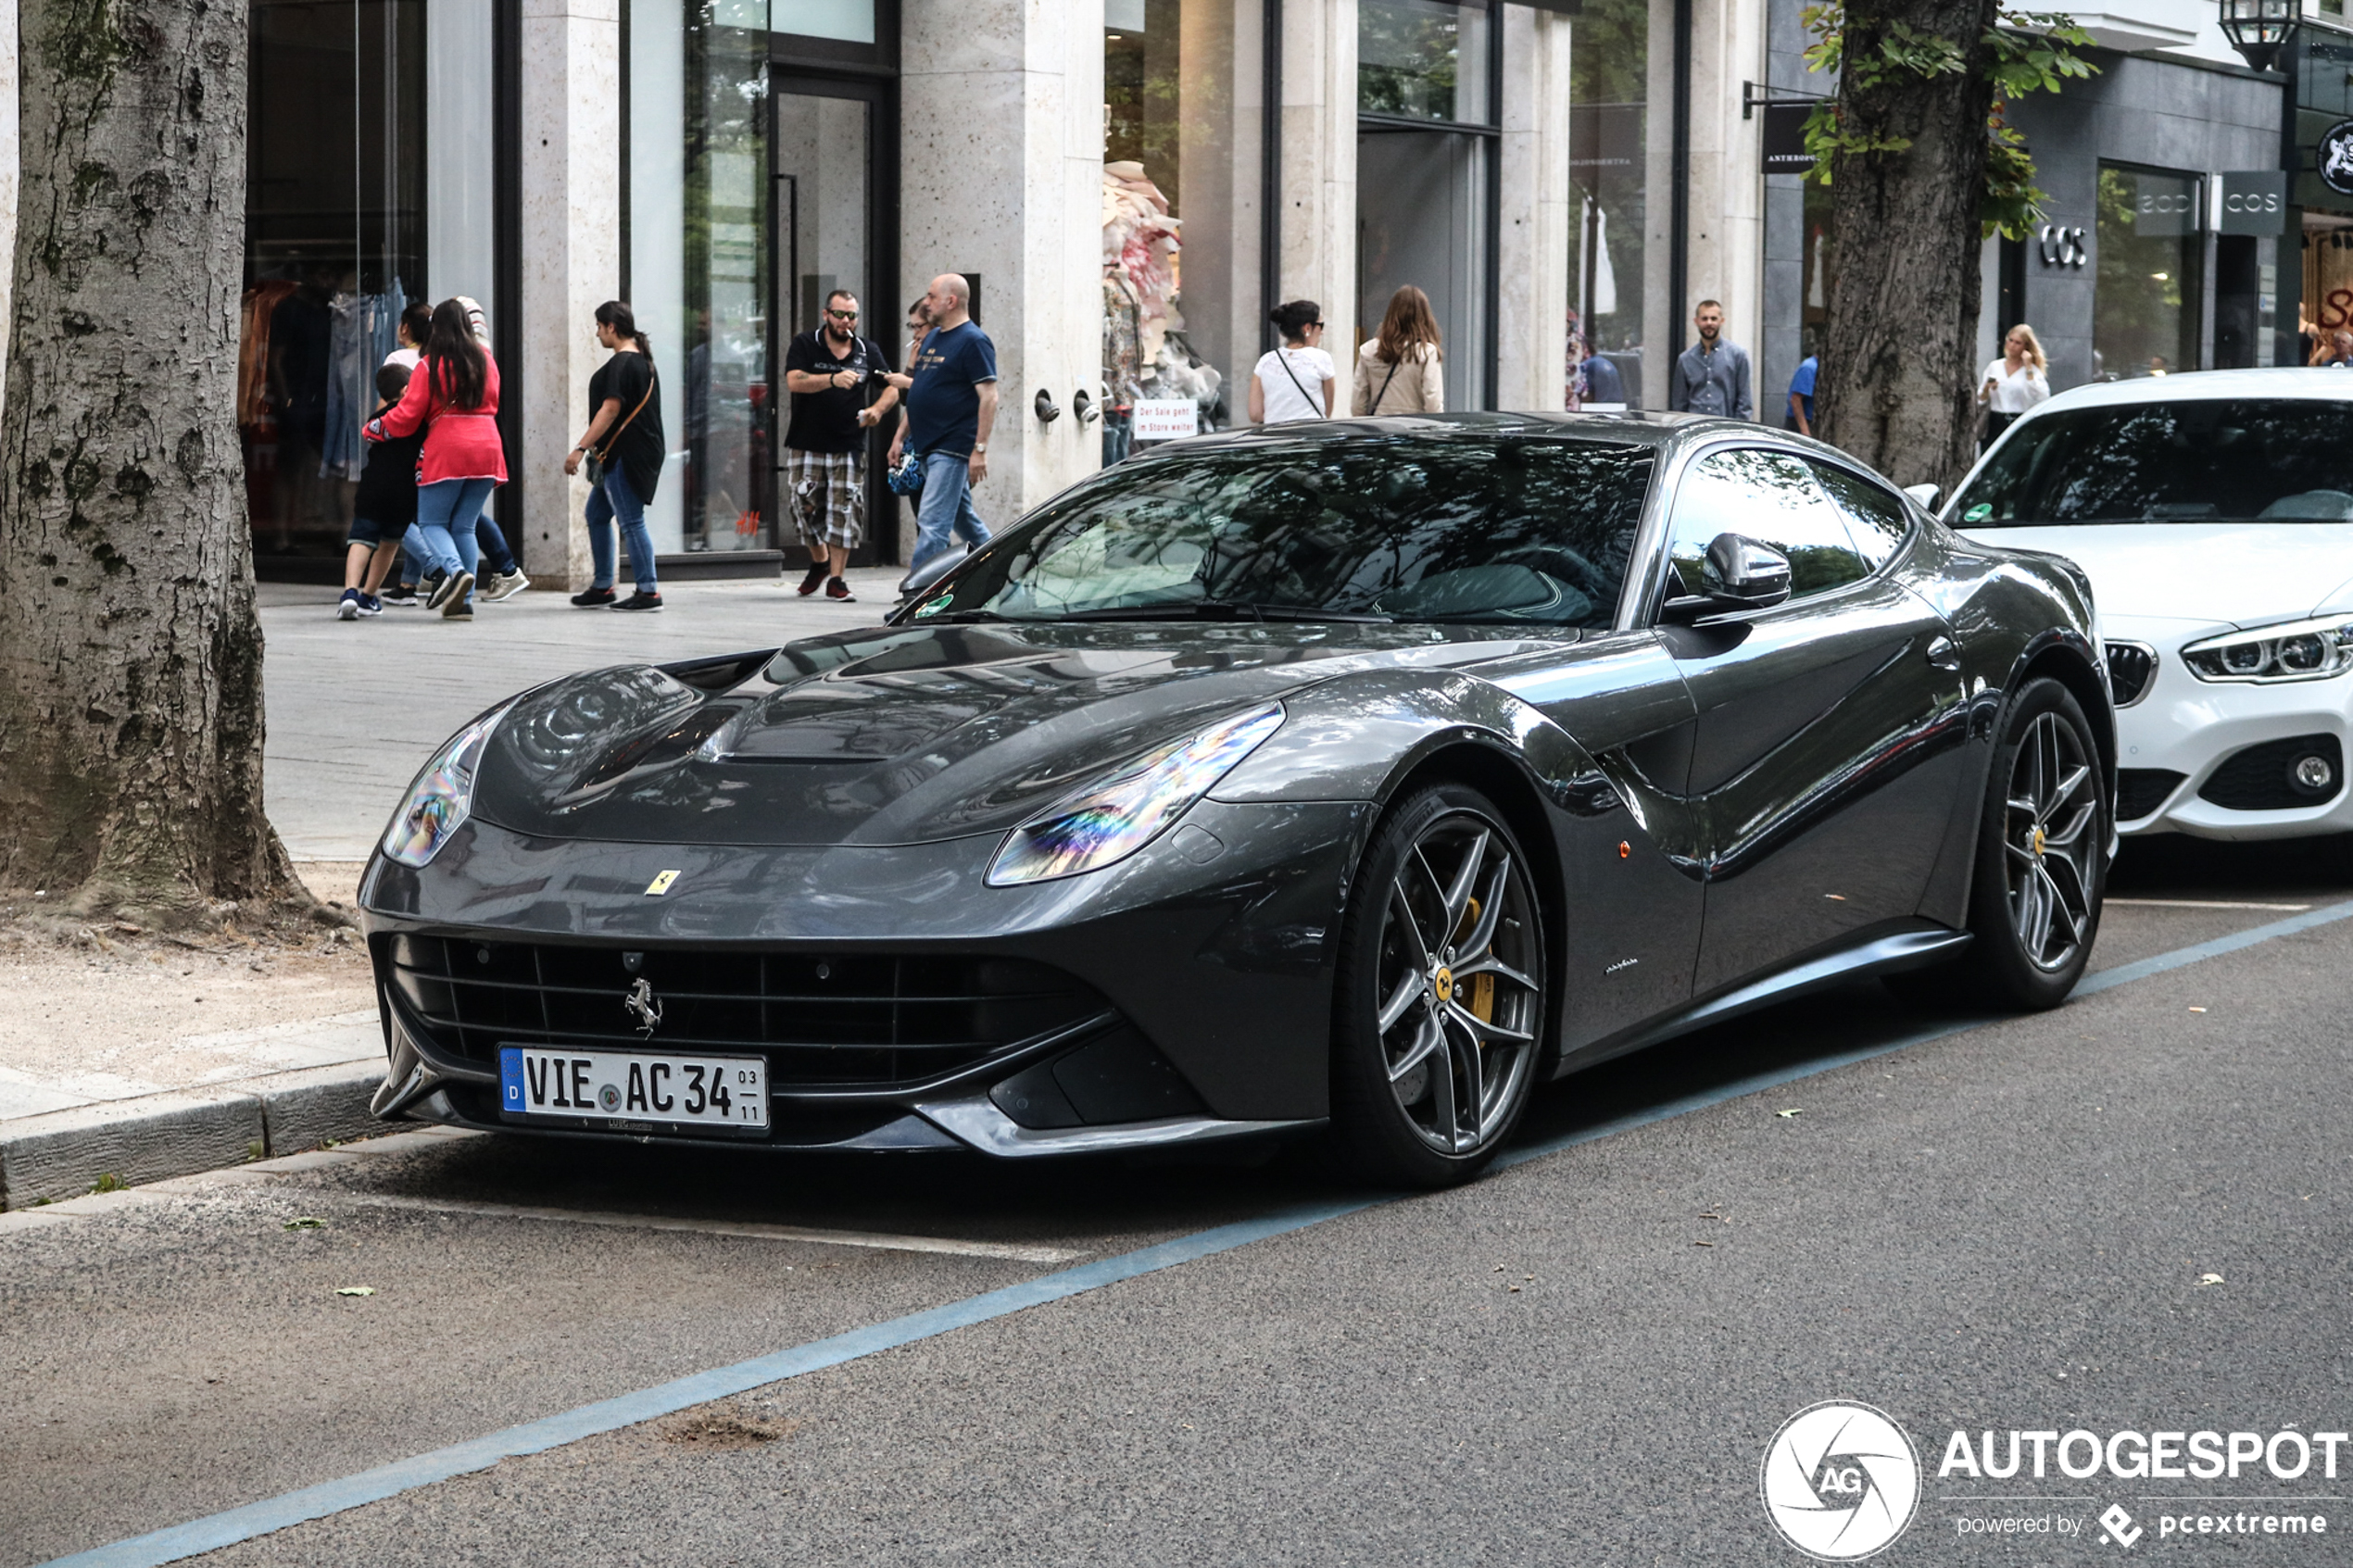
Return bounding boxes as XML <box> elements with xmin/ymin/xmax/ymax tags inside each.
<box><xmin>1944</xmin><ymin>370</ymin><xmax>2353</xmax><ymax>872</ymax></box>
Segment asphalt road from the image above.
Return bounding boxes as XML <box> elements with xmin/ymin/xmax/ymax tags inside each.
<box><xmin>4</xmin><ymin>838</ymin><xmax>2350</xmax><ymax>1567</ymax></box>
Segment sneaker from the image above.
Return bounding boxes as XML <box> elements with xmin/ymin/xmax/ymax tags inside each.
<box><xmin>336</xmin><ymin>589</ymin><xmax>362</xmax><ymax>621</ymax></box>
<box><xmin>419</xmin><ymin>570</ymin><xmax>450</xmax><ymax>608</ymax></box>
<box><xmin>356</xmin><ymin>594</ymin><xmax>384</xmax><ymax>617</ymax></box>
<box><xmin>442</xmin><ymin>601</ymin><xmax>473</xmax><ymax>621</ymax></box>
<box><xmin>434</xmin><ymin>570</ymin><xmax>475</xmax><ymax>614</ymax></box>
<box><xmin>570</xmin><ymin>585</ymin><xmax>617</xmax><ymax>608</ymax></box>
<box><xmin>479</xmin><ymin>568</ymin><xmax>531</xmax><ymax>603</ymax></box>
<box><xmin>610</xmin><ymin>589</ymin><xmax>664</xmax><ymax>612</ymax></box>
<box><xmin>380</xmin><ymin>585</ymin><xmax>421</xmax><ymax>608</ymax></box>
<box><xmin>795</xmin><ymin>561</ymin><xmax>829</xmax><ymax>596</ymax></box>
<box><xmin>825</xmin><ymin>576</ymin><xmax>855</xmax><ymax>602</ymax></box>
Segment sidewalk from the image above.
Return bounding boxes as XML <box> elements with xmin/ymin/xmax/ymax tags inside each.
<box><xmin>2</xmin><ymin>571</ymin><xmax>906</xmax><ymax>1207</ymax></box>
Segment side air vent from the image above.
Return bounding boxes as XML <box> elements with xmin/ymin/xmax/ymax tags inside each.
<box><xmin>2105</xmin><ymin>642</ymin><xmax>2157</xmax><ymax>708</ymax></box>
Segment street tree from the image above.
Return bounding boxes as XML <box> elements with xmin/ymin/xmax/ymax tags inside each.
<box><xmin>0</xmin><ymin>0</ymin><xmax>309</xmax><ymax>926</ymax></box>
<box><xmin>1807</xmin><ymin>1</ymin><xmax>2093</xmax><ymax>490</ymax></box>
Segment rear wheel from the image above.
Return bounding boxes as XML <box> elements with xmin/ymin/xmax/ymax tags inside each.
<box><xmin>1954</xmin><ymin>677</ymin><xmax>2108</xmax><ymax>1008</ymax></box>
<box><xmin>1331</xmin><ymin>785</ymin><xmax>1547</xmax><ymax>1187</ymax></box>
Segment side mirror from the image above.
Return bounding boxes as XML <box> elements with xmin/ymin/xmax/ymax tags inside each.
<box><xmin>1658</xmin><ymin>533</ymin><xmax>1792</xmax><ymax>623</ymax></box>
<box><xmin>897</xmin><ymin>544</ymin><xmax>970</xmax><ymax>602</ymax></box>
<box><xmin>1902</xmin><ymin>482</ymin><xmax>1941</xmax><ymax>509</ymax></box>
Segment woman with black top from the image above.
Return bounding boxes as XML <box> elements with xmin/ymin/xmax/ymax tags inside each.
<box><xmin>564</xmin><ymin>301</ymin><xmax>666</xmax><ymax>611</ymax></box>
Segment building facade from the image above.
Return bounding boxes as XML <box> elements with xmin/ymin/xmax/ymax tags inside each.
<box><xmin>0</xmin><ymin>0</ymin><xmax>2322</xmax><ymax>581</ymax></box>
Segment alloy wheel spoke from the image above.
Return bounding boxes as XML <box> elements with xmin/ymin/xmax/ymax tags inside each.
<box><xmin>1452</xmin><ymin>1016</ymin><xmax>1486</xmax><ymax>1146</ymax></box>
<box><xmin>1439</xmin><ymin>831</ymin><xmax>1490</xmax><ymax>939</ymax></box>
<box><xmin>2039</xmin><ymin>763</ymin><xmax>2090</xmax><ymax>826</ymax></box>
<box><xmin>1388</xmin><ymin>1010</ymin><xmax>1445</xmax><ymax>1085</ymax></box>
<box><xmin>1444</xmin><ymin>999</ymin><xmax>1533</xmax><ymax>1045</ymax></box>
<box><xmin>1377</xmin><ymin>968</ymin><xmax>1426</xmax><ymax>1035</ymax></box>
<box><xmin>2036</xmin><ymin>863</ymin><xmax>2083</xmax><ymax>942</ymax></box>
<box><xmin>1454</xmin><ymin>859</ymin><xmax>1511</xmax><ymax>962</ymax></box>
<box><xmin>1428</xmin><ymin>1021</ymin><xmax>1459</xmax><ymax>1146</ymax></box>
<box><xmin>1453</xmin><ymin>954</ymin><xmax>1538</xmax><ymax>995</ymax></box>
<box><xmin>1389</xmin><ymin>883</ymin><xmax>1431</xmax><ymax>972</ymax></box>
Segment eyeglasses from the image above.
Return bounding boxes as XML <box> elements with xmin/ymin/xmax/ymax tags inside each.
<box><xmin>827</xmin><ymin>308</ymin><xmax>859</xmax><ymax>320</ymax></box>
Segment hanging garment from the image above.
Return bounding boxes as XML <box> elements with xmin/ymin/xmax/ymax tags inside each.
<box><xmin>320</xmin><ymin>280</ymin><xmax>408</xmax><ymax>480</ymax></box>
<box><xmin>237</xmin><ymin>281</ymin><xmax>297</xmax><ymax>427</ymax></box>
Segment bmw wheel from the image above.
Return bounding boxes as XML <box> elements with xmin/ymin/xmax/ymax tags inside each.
<box><xmin>1332</xmin><ymin>784</ymin><xmax>1547</xmax><ymax>1187</ymax></box>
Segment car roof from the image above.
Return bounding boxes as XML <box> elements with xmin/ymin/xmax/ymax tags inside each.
<box><xmin>1151</xmin><ymin>409</ymin><xmax>1803</xmax><ymax>458</ymax></box>
<box><xmin>2028</xmin><ymin>367</ymin><xmax>2353</xmax><ymax>414</ymax></box>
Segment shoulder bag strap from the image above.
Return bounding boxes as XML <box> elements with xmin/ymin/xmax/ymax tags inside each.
<box><xmin>592</xmin><ymin>363</ymin><xmax>657</xmax><ymax>459</ymax></box>
<box><xmin>1274</xmin><ymin>345</ymin><xmax>1319</xmax><ymax>410</ymax></box>
<box><xmin>1372</xmin><ymin>355</ymin><xmax>1402</xmax><ymax>413</ymax></box>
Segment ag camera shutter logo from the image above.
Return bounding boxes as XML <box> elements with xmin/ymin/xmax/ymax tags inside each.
<box><xmin>1760</xmin><ymin>1401</ymin><xmax>1922</xmax><ymax>1560</ymax></box>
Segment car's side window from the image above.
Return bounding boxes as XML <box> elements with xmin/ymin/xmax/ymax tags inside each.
<box><xmin>1664</xmin><ymin>447</ymin><xmax>1870</xmax><ymax>606</ymax></box>
<box><xmin>1807</xmin><ymin>460</ymin><xmax>1914</xmax><ymax>570</ymax></box>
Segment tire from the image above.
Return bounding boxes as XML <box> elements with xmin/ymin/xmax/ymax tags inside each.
<box><xmin>1946</xmin><ymin>675</ymin><xmax>2109</xmax><ymax>1009</ymax></box>
<box><xmin>1331</xmin><ymin>784</ymin><xmax>1548</xmax><ymax>1187</ymax></box>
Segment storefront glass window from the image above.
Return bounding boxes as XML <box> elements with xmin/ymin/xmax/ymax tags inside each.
<box><xmin>1101</xmin><ymin>0</ymin><xmax>1265</xmax><ymax>462</ymax></box>
<box><xmin>1356</xmin><ymin>0</ymin><xmax>1495</xmax><ymax>410</ymax></box>
<box><xmin>241</xmin><ymin>0</ymin><xmax>427</xmax><ymax>563</ymax></box>
<box><xmin>631</xmin><ymin>3</ymin><xmax>772</xmax><ymax>553</ymax></box>
<box><xmin>1566</xmin><ymin>0</ymin><xmax>1657</xmax><ymax>409</ymax></box>
<box><xmin>2095</xmin><ymin>165</ymin><xmax>2201</xmax><ymax>381</ymax></box>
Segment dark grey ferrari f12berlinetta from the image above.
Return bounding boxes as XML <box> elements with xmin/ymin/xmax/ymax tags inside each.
<box><xmin>360</xmin><ymin>413</ymin><xmax>2113</xmax><ymax>1186</ymax></box>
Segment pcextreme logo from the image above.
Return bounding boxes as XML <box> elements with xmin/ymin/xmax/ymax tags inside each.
<box><xmin>1760</xmin><ymin>1401</ymin><xmax>1923</xmax><ymax>1561</ymax></box>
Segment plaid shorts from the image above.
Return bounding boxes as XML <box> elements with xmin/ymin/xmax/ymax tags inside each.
<box><xmin>786</xmin><ymin>448</ymin><xmax>866</xmax><ymax>551</ymax></box>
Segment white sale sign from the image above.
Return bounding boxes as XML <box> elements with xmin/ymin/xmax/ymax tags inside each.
<box><xmin>1132</xmin><ymin>398</ymin><xmax>1199</xmax><ymax>442</ymax></box>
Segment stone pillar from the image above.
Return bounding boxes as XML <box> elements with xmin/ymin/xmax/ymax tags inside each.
<box><xmin>1278</xmin><ymin>0</ymin><xmax>1356</xmax><ymax>352</ymax></box>
<box><xmin>518</xmin><ymin>0</ymin><xmax>621</xmax><ymax>590</ymax></box>
<box><xmin>1</xmin><ymin>0</ymin><xmax>17</xmax><ymax>428</ymax></box>
<box><xmin>901</xmin><ymin>0</ymin><xmax>1105</xmax><ymax>523</ymax></box>
<box><xmin>1684</xmin><ymin>0</ymin><xmax>1768</xmax><ymax>405</ymax></box>
<box><xmin>1497</xmin><ymin>6</ymin><xmax>1572</xmax><ymax>412</ymax></box>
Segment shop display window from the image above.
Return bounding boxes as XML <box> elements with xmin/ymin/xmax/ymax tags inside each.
<box><xmin>1101</xmin><ymin>0</ymin><xmax>1265</xmax><ymax>463</ymax></box>
<box><xmin>2094</xmin><ymin>164</ymin><xmax>2201</xmax><ymax>381</ymax></box>
<box><xmin>1566</xmin><ymin>0</ymin><xmax>1657</xmax><ymax>410</ymax></box>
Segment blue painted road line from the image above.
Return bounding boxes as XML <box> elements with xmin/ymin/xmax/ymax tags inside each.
<box><xmin>42</xmin><ymin>897</ymin><xmax>2353</xmax><ymax>1568</ymax></box>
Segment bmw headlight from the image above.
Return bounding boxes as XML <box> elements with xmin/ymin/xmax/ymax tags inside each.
<box><xmin>986</xmin><ymin>703</ymin><xmax>1286</xmax><ymax>886</ymax></box>
<box><xmin>380</xmin><ymin>705</ymin><xmax>512</xmax><ymax>867</ymax></box>
<box><xmin>2181</xmin><ymin>618</ymin><xmax>2353</xmax><ymax>684</ymax></box>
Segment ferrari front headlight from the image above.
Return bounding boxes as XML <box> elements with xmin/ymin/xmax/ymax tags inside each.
<box><xmin>380</xmin><ymin>705</ymin><xmax>511</xmax><ymax>867</ymax></box>
<box><xmin>2180</xmin><ymin>618</ymin><xmax>2353</xmax><ymax>684</ymax></box>
<box><xmin>986</xmin><ymin>703</ymin><xmax>1285</xmax><ymax>886</ymax></box>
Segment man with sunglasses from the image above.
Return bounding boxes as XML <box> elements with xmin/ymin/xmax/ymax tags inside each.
<box><xmin>782</xmin><ymin>289</ymin><xmax>899</xmax><ymax>599</ymax></box>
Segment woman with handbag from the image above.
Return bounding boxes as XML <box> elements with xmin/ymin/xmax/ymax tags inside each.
<box><xmin>564</xmin><ymin>300</ymin><xmax>666</xmax><ymax>611</ymax></box>
<box><xmin>1352</xmin><ymin>286</ymin><xmax>1444</xmax><ymax>416</ymax></box>
<box><xmin>1248</xmin><ymin>300</ymin><xmax>1336</xmax><ymax>423</ymax></box>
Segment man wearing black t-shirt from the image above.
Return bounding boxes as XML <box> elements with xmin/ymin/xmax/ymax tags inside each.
<box><xmin>783</xmin><ymin>290</ymin><xmax>898</xmax><ymax>599</ymax></box>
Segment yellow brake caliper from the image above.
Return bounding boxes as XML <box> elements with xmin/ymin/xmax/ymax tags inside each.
<box><xmin>1454</xmin><ymin>896</ymin><xmax>1496</xmax><ymax>1022</ymax></box>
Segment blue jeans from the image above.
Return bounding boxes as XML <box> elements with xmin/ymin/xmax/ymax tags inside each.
<box><xmin>585</xmin><ymin>468</ymin><xmax>658</xmax><ymax>592</ymax></box>
<box><xmin>475</xmin><ymin>515</ymin><xmax>519</xmax><ymax>577</ymax></box>
<box><xmin>410</xmin><ymin>478</ymin><xmax>498</xmax><ymax>597</ymax></box>
<box><xmin>913</xmin><ymin>450</ymin><xmax>991</xmax><ymax>571</ymax></box>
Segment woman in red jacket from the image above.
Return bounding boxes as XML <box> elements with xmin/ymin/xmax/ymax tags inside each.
<box><xmin>365</xmin><ymin>298</ymin><xmax>509</xmax><ymax>619</ymax></box>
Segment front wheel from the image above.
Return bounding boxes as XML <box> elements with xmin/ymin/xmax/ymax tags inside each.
<box><xmin>1330</xmin><ymin>785</ymin><xmax>1548</xmax><ymax>1187</ymax></box>
<box><xmin>1956</xmin><ymin>676</ymin><xmax>2108</xmax><ymax>1008</ymax></box>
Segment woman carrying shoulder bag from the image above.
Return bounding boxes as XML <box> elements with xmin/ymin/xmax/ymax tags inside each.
<box><xmin>564</xmin><ymin>301</ymin><xmax>666</xmax><ymax>611</ymax></box>
<box><xmin>1250</xmin><ymin>300</ymin><xmax>1336</xmax><ymax>423</ymax></box>
<box><xmin>1353</xmin><ymin>285</ymin><xmax>1445</xmax><ymax>416</ymax></box>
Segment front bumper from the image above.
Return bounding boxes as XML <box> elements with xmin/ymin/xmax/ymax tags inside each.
<box><xmin>359</xmin><ymin>797</ymin><xmax>1369</xmax><ymax>1154</ymax></box>
<box><xmin>2112</xmin><ymin>638</ymin><xmax>2353</xmax><ymax>840</ymax></box>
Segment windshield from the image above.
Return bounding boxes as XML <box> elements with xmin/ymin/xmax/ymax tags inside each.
<box><xmin>1952</xmin><ymin>398</ymin><xmax>2353</xmax><ymax>526</ymax></box>
<box><xmin>908</xmin><ymin>437</ymin><xmax>1654</xmax><ymax>628</ymax></box>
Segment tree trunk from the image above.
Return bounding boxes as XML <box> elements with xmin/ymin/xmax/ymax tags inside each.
<box><xmin>0</xmin><ymin>0</ymin><xmax>305</xmax><ymax>924</ymax></box>
<box><xmin>1817</xmin><ymin>0</ymin><xmax>2001</xmax><ymax>492</ymax></box>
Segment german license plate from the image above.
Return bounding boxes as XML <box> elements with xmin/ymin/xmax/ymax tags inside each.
<box><xmin>497</xmin><ymin>1047</ymin><xmax>768</xmax><ymax>1133</ymax></box>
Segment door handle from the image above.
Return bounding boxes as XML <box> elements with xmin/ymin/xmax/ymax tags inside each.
<box><xmin>1925</xmin><ymin>634</ymin><xmax>1962</xmax><ymax>671</ymax></box>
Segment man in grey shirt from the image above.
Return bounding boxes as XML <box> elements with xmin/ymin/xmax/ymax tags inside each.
<box><xmin>1668</xmin><ymin>299</ymin><xmax>1754</xmax><ymax>420</ymax></box>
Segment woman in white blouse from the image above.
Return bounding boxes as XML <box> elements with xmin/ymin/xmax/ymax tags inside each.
<box><xmin>1250</xmin><ymin>300</ymin><xmax>1336</xmax><ymax>423</ymax></box>
<box><xmin>1978</xmin><ymin>323</ymin><xmax>2051</xmax><ymax>452</ymax></box>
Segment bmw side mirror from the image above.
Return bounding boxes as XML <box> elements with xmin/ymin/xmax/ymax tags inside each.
<box><xmin>1903</xmin><ymin>483</ymin><xmax>1941</xmax><ymax>509</ymax></box>
<box><xmin>1703</xmin><ymin>533</ymin><xmax>1792</xmax><ymax>608</ymax></box>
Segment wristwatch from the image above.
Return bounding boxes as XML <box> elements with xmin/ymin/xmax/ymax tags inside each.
<box><xmin>974</xmin><ymin>443</ymin><xmax>988</xmax><ymax>454</ymax></box>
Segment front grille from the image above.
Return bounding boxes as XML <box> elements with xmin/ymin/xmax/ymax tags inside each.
<box><xmin>381</xmin><ymin>935</ymin><xmax>1111</xmax><ymax>1094</ymax></box>
<box><xmin>2106</xmin><ymin>641</ymin><xmax>2158</xmax><ymax>708</ymax></box>
<box><xmin>2196</xmin><ymin>734</ymin><xmax>2345</xmax><ymax>811</ymax></box>
<box><xmin>2116</xmin><ymin>768</ymin><xmax>2186</xmax><ymax>822</ymax></box>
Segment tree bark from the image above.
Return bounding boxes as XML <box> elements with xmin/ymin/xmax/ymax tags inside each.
<box><xmin>0</xmin><ymin>0</ymin><xmax>305</xmax><ymax>924</ymax></box>
<box><xmin>1816</xmin><ymin>0</ymin><xmax>2001</xmax><ymax>492</ymax></box>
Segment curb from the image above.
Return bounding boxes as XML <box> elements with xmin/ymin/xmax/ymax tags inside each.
<box><xmin>0</xmin><ymin>1059</ymin><xmax>385</xmax><ymax>1210</ymax></box>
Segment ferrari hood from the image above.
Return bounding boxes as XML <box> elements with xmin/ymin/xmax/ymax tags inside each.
<box><xmin>467</xmin><ymin>621</ymin><xmax>1551</xmax><ymax>847</ymax></box>
<box><xmin>1957</xmin><ymin>523</ymin><xmax>2353</xmax><ymax>628</ymax></box>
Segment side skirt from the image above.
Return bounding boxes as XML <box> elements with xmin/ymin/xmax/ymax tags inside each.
<box><xmin>1550</xmin><ymin>920</ymin><xmax>1972</xmax><ymax>1079</ymax></box>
